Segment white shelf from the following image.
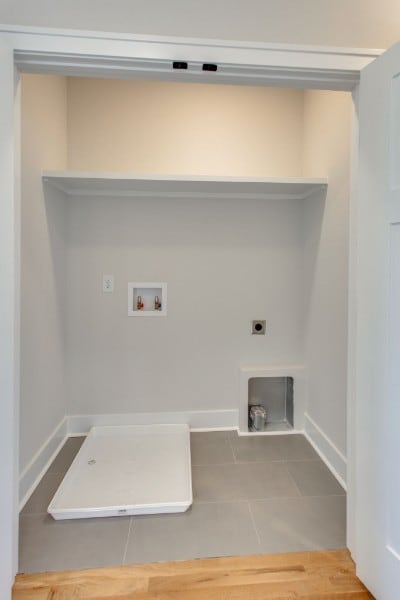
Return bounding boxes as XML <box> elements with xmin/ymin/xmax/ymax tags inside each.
<box><xmin>42</xmin><ymin>171</ymin><xmax>327</xmax><ymax>201</ymax></box>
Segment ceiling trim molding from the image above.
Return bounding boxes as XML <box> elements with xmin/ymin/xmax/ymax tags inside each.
<box><xmin>14</xmin><ymin>51</ymin><xmax>363</xmax><ymax>90</ymax></box>
<box><xmin>1</xmin><ymin>24</ymin><xmax>382</xmax><ymax>90</ymax></box>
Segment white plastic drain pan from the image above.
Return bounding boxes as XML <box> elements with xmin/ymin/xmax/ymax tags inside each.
<box><xmin>48</xmin><ymin>424</ymin><xmax>192</xmax><ymax>520</ymax></box>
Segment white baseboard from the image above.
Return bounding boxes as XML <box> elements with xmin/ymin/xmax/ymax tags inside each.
<box><xmin>68</xmin><ymin>409</ymin><xmax>239</xmax><ymax>435</ymax></box>
<box><xmin>19</xmin><ymin>417</ymin><xmax>68</xmax><ymax>510</ymax></box>
<box><xmin>238</xmin><ymin>429</ymin><xmax>303</xmax><ymax>437</ymax></box>
<box><xmin>304</xmin><ymin>412</ymin><xmax>347</xmax><ymax>490</ymax></box>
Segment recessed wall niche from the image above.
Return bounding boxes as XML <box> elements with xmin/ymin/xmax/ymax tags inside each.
<box><xmin>128</xmin><ymin>282</ymin><xmax>167</xmax><ymax>316</ymax></box>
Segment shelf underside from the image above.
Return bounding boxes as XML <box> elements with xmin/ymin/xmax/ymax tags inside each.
<box><xmin>43</xmin><ymin>172</ymin><xmax>327</xmax><ymax>200</ymax></box>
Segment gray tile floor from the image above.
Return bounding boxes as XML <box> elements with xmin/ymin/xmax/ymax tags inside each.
<box><xmin>19</xmin><ymin>431</ymin><xmax>346</xmax><ymax>573</ymax></box>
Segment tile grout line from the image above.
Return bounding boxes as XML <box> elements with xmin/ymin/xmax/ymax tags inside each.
<box><xmin>283</xmin><ymin>462</ymin><xmax>304</xmax><ymax>498</ymax></box>
<box><xmin>192</xmin><ymin>461</ymin><xmax>241</xmax><ymax>467</ymax></box>
<box><xmin>193</xmin><ymin>493</ymin><xmax>345</xmax><ymax>505</ymax></box>
<box><xmin>21</xmin><ymin>493</ymin><xmax>345</xmax><ymax>519</ymax></box>
<box><xmin>247</xmin><ymin>493</ymin><xmax>347</xmax><ymax>503</ymax></box>
<box><xmin>193</xmin><ymin>459</ymin><xmax>291</xmax><ymax>467</ymax></box>
<box><xmin>194</xmin><ymin>499</ymin><xmax>251</xmax><ymax>505</ymax></box>
<box><xmin>246</xmin><ymin>501</ymin><xmax>262</xmax><ymax>550</ymax></box>
<box><xmin>122</xmin><ymin>517</ymin><xmax>133</xmax><ymax>565</ymax></box>
<box><xmin>227</xmin><ymin>433</ymin><xmax>238</xmax><ymax>464</ymax></box>
<box><xmin>282</xmin><ymin>458</ymin><xmax>322</xmax><ymax>463</ymax></box>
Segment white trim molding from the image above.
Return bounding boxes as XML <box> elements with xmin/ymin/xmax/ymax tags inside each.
<box><xmin>304</xmin><ymin>412</ymin><xmax>347</xmax><ymax>489</ymax></box>
<box><xmin>19</xmin><ymin>418</ymin><xmax>68</xmax><ymax>510</ymax></box>
<box><xmin>68</xmin><ymin>409</ymin><xmax>239</xmax><ymax>436</ymax></box>
<box><xmin>1</xmin><ymin>25</ymin><xmax>381</xmax><ymax>91</ymax></box>
<box><xmin>0</xmin><ymin>35</ymin><xmax>21</xmax><ymax>597</ymax></box>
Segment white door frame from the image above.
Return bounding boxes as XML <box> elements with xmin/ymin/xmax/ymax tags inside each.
<box><xmin>0</xmin><ymin>24</ymin><xmax>381</xmax><ymax>598</ymax></box>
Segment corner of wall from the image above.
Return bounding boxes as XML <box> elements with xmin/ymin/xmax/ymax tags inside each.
<box><xmin>20</xmin><ymin>74</ymin><xmax>69</xmax><ymax>483</ymax></box>
<box><xmin>300</xmin><ymin>90</ymin><xmax>352</xmax><ymax>480</ymax></box>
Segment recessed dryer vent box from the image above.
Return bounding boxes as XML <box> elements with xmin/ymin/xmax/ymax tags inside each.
<box><xmin>128</xmin><ymin>282</ymin><xmax>167</xmax><ymax>316</ymax></box>
<box><xmin>248</xmin><ymin>376</ymin><xmax>293</xmax><ymax>432</ymax></box>
<box><xmin>239</xmin><ymin>366</ymin><xmax>306</xmax><ymax>434</ymax></box>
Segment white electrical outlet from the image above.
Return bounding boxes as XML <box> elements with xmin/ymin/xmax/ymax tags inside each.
<box><xmin>102</xmin><ymin>275</ymin><xmax>114</xmax><ymax>292</ymax></box>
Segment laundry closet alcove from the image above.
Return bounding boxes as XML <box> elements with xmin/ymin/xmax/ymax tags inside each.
<box><xmin>19</xmin><ymin>74</ymin><xmax>349</xmax><ymax>566</ymax></box>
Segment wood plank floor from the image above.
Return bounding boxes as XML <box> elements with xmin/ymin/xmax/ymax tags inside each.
<box><xmin>13</xmin><ymin>549</ymin><xmax>374</xmax><ymax>600</ymax></box>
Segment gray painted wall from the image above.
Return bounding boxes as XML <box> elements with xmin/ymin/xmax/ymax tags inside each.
<box><xmin>20</xmin><ymin>74</ymin><xmax>68</xmax><ymax>473</ymax></box>
<box><xmin>66</xmin><ymin>194</ymin><xmax>305</xmax><ymax>416</ymax></box>
<box><xmin>302</xmin><ymin>90</ymin><xmax>351</xmax><ymax>456</ymax></box>
<box><xmin>64</xmin><ymin>79</ymin><xmax>306</xmax><ymax>417</ymax></box>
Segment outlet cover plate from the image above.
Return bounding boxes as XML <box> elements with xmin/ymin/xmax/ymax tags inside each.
<box><xmin>103</xmin><ymin>275</ymin><xmax>114</xmax><ymax>292</ymax></box>
<box><xmin>252</xmin><ymin>320</ymin><xmax>266</xmax><ymax>335</ymax></box>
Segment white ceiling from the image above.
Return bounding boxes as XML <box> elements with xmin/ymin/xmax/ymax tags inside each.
<box><xmin>0</xmin><ymin>0</ymin><xmax>399</xmax><ymax>50</ymax></box>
